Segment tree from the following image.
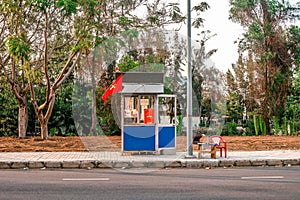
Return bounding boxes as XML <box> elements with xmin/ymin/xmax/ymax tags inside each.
<box><xmin>192</xmin><ymin>30</ymin><xmax>219</xmax><ymax>123</ymax></box>
<box><xmin>48</xmin><ymin>75</ymin><xmax>76</xmax><ymax>136</ymax></box>
<box><xmin>226</xmin><ymin>54</ymin><xmax>257</xmax><ymax>122</ymax></box>
<box><xmin>285</xmin><ymin>54</ymin><xmax>300</xmax><ymax>134</ymax></box>
<box><xmin>229</xmin><ymin>0</ymin><xmax>300</xmax><ymax>135</ymax></box>
<box><xmin>1</xmin><ymin>0</ymin><xmax>99</xmax><ymax>139</ymax></box>
<box><xmin>225</xmin><ymin>53</ymin><xmax>262</xmax><ymax>135</ymax></box>
<box><xmin>0</xmin><ymin>0</ymin><xmax>42</xmax><ymax>137</ymax></box>
<box><xmin>163</xmin><ymin>2</ymin><xmax>220</xmax><ymax>127</ymax></box>
<box><xmin>226</xmin><ymin>69</ymin><xmax>244</xmax><ymax>123</ymax></box>
<box><xmin>0</xmin><ymin>75</ymin><xmax>18</xmax><ymax>136</ymax></box>
<box><xmin>28</xmin><ymin>0</ymin><xmax>100</xmax><ymax>139</ymax></box>
<box><xmin>164</xmin><ymin>31</ymin><xmax>185</xmax><ymax>113</ymax></box>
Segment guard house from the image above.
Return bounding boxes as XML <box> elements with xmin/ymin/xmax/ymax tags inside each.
<box><xmin>119</xmin><ymin>72</ymin><xmax>177</xmax><ymax>154</ymax></box>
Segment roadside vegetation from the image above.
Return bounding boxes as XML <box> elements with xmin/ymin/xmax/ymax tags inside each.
<box><xmin>0</xmin><ymin>0</ymin><xmax>299</xmax><ymax>138</ymax></box>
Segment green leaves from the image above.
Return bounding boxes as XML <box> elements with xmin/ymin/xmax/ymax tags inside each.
<box><xmin>0</xmin><ymin>77</ymin><xmax>18</xmax><ymax>136</ymax></box>
<box><xmin>191</xmin><ymin>2</ymin><xmax>210</xmax><ymax>28</ymax></box>
<box><xmin>147</xmin><ymin>16</ymin><xmax>159</xmax><ymax>25</ymax></box>
<box><xmin>228</xmin><ymin>0</ymin><xmax>300</xmax><ymax>135</ymax></box>
<box><xmin>287</xmin><ymin>25</ymin><xmax>300</xmax><ymax>65</ymax></box>
<box><xmin>118</xmin><ymin>54</ymin><xmax>140</xmax><ymax>72</ymax></box>
<box><xmin>56</xmin><ymin>0</ymin><xmax>78</xmax><ymax>16</ymax></box>
<box><xmin>266</xmin><ymin>0</ymin><xmax>290</xmax><ymax>16</ymax></box>
<box><xmin>33</xmin><ymin>0</ymin><xmax>51</xmax><ymax>11</ymax></box>
<box><xmin>192</xmin><ymin>18</ymin><xmax>204</xmax><ymax>29</ymax></box>
<box><xmin>0</xmin><ymin>0</ymin><xmax>19</xmax><ymax>13</ymax></box>
<box><xmin>248</xmin><ymin>21</ymin><xmax>264</xmax><ymax>40</ymax></box>
<box><xmin>167</xmin><ymin>3</ymin><xmax>185</xmax><ymax>22</ymax></box>
<box><xmin>192</xmin><ymin>2</ymin><xmax>210</xmax><ymax>13</ymax></box>
<box><xmin>6</xmin><ymin>34</ymin><xmax>30</xmax><ymax>62</ymax></box>
<box><xmin>230</xmin><ymin>0</ymin><xmax>257</xmax><ymax>11</ymax></box>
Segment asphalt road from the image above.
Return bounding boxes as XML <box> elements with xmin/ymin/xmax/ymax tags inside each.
<box><xmin>0</xmin><ymin>167</ymin><xmax>299</xmax><ymax>200</ymax></box>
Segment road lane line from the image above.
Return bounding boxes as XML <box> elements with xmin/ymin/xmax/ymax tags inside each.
<box><xmin>62</xmin><ymin>178</ymin><xmax>110</xmax><ymax>181</ymax></box>
<box><xmin>241</xmin><ymin>176</ymin><xmax>284</xmax><ymax>180</ymax></box>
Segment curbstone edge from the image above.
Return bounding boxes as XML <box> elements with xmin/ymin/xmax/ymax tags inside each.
<box><xmin>251</xmin><ymin>160</ymin><xmax>267</xmax><ymax>167</ymax></box>
<box><xmin>235</xmin><ymin>160</ymin><xmax>251</xmax><ymax>167</ymax></box>
<box><xmin>10</xmin><ymin>161</ymin><xmax>28</xmax><ymax>169</ymax></box>
<box><xmin>28</xmin><ymin>162</ymin><xmax>44</xmax><ymax>169</ymax></box>
<box><xmin>44</xmin><ymin>161</ymin><xmax>62</xmax><ymax>168</ymax></box>
<box><xmin>0</xmin><ymin>161</ymin><xmax>11</xmax><ymax>169</ymax></box>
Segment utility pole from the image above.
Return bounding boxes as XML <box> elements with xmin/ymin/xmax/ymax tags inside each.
<box><xmin>186</xmin><ymin>0</ymin><xmax>195</xmax><ymax>158</ymax></box>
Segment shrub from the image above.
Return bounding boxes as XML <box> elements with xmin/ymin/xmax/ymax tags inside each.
<box><xmin>221</xmin><ymin>122</ymin><xmax>238</xmax><ymax>136</ymax></box>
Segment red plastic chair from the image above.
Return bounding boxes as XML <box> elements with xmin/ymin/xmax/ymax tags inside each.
<box><xmin>210</xmin><ymin>136</ymin><xmax>227</xmax><ymax>158</ymax></box>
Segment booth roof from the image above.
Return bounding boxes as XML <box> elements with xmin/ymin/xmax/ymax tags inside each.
<box><xmin>117</xmin><ymin>72</ymin><xmax>164</xmax><ymax>84</ymax></box>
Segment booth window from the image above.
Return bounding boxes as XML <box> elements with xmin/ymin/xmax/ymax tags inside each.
<box><xmin>139</xmin><ymin>95</ymin><xmax>154</xmax><ymax>124</ymax></box>
<box><xmin>158</xmin><ymin>96</ymin><xmax>176</xmax><ymax>125</ymax></box>
<box><xmin>124</xmin><ymin>96</ymin><xmax>138</xmax><ymax>124</ymax></box>
<box><xmin>124</xmin><ymin>95</ymin><xmax>155</xmax><ymax>125</ymax></box>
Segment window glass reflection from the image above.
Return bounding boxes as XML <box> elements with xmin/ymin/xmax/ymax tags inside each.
<box><xmin>124</xmin><ymin>95</ymin><xmax>155</xmax><ymax>125</ymax></box>
<box><xmin>159</xmin><ymin>97</ymin><xmax>175</xmax><ymax>125</ymax></box>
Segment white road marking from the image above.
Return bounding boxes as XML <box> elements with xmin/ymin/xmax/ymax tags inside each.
<box><xmin>62</xmin><ymin>178</ymin><xmax>110</xmax><ymax>181</ymax></box>
<box><xmin>241</xmin><ymin>176</ymin><xmax>284</xmax><ymax>180</ymax></box>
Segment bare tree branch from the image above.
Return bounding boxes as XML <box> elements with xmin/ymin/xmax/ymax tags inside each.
<box><xmin>43</xmin><ymin>9</ymin><xmax>51</xmax><ymax>104</ymax></box>
<box><xmin>55</xmin><ymin>52</ymin><xmax>81</xmax><ymax>89</ymax></box>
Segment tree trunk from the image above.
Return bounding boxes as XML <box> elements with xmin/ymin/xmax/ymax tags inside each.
<box><xmin>90</xmin><ymin>87</ymin><xmax>97</xmax><ymax>134</ymax></box>
<box><xmin>40</xmin><ymin>120</ymin><xmax>48</xmax><ymax>139</ymax></box>
<box><xmin>36</xmin><ymin>95</ymin><xmax>55</xmax><ymax>140</ymax></box>
<box><xmin>18</xmin><ymin>102</ymin><xmax>28</xmax><ymax>138</ymax></box>
<box><xmin>89</xmin><ymin>51</ymin><xmax>97</xmax><ymax>135</ymax></box>
<box><xmin>263</xmin><ymin>115</ymin><xmax>270</xmax><ymax>135</ymax></box>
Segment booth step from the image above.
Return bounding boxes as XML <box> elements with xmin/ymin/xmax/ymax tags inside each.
<box><xmin>159</xmin><ymin>149</ymin><xmax>176</xmax><ymax>155</ymax></box>
<box><xmin>122</xmin><ymin>151</ymin><xmax>157</xmax><ymax>156</ymax></box>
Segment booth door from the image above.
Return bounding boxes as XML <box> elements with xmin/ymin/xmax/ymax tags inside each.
<box><xmin>157</xmin><ymin>95</ymin><xmax>176</xmax><ymax>149</ymax></box>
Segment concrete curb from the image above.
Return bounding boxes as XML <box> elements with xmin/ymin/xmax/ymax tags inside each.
<box><xmin>0</xmin><ymin>158</ymin><xmax>299</xmax><ymax>170</ymax></box>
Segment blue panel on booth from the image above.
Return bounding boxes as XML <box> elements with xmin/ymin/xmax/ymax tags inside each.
<box><xmin>158</xmin><ymin>127</ymin><xmax>175</xmax><ymax>148</ymax></box>
<box><xmin>124</xmin><ymin>126</ymin><xmax>155</xmax><ymax>151</ymax></box>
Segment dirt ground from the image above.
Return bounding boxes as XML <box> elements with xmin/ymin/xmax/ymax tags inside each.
<box><xmin>0</xmin><ymin>135</ymin><xmax>300</xmax><ymax>152</ymax></box>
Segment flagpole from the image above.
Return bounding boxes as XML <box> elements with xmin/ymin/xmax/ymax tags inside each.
<box><xmin>186</xmin><ymin>0</ymin><xmax>195</xmax><ymax>158</ymax></box>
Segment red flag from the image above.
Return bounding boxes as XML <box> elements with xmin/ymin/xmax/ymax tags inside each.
<box><xmin>102</xmin><ymin>75</ymin><xmax>122</xmax><ymax>102</ymax></box>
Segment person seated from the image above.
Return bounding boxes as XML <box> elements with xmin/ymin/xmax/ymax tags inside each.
<box><xmin>193</xmin><ymin>132</ymin><xmax>204</xmax><ymax>144</ymax></box>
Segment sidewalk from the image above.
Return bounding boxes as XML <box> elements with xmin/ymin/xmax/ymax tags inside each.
<box><xmin>0</xmin><ymin>150</ymin><xmax>299</xmax><ymax>169</ymax></box>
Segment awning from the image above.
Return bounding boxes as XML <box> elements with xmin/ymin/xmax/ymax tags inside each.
<box><xmin>121</xmin><ymin>84</ymin><xmax>164</xmax><ymax>94</ymax></box>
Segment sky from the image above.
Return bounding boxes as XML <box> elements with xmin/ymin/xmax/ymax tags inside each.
<box><xmin>135</xmin><ymin>0</ymin><xmax>298</xmax><ymax>72</ymax></box>
<box><xmin>201</xmin><ymin>0</ymin><xmax>244</xmax><ymax>71</ymax></box>
<box><xmin>175</xmin><ymin>0</ymin><xmax>244</xmax><ymax>72</ymax></box>
<box><xmin>175</xmin><ymin>0</ymin><xmax>299</xmax><ymax>72</ymax></box>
